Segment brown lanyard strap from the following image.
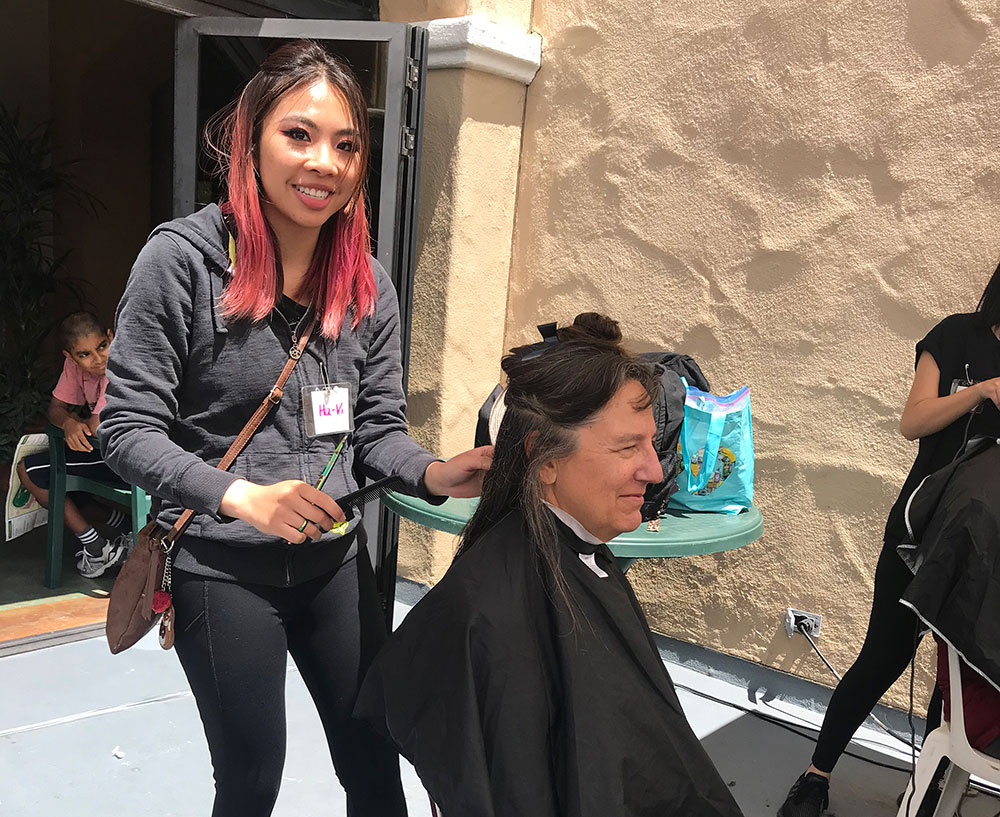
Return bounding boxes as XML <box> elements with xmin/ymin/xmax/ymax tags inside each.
<box><xmin>163</xmin><ymin>315</ymin><xmax>318</xmax><ymax>546</ymax></box>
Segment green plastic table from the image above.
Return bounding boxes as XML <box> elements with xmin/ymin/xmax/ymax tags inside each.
<box><xmin>382</xmin><ymin>492</ymin><xmax>763</xmax><ymax>571</ymax></box>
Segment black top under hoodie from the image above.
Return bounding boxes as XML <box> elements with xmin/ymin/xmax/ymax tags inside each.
<box><xmin>99</xmin><ymin>204</ymin><xmax>440</xmax><ymax>586</ymax></box>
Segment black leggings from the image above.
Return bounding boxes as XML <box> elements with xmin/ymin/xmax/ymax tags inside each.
<box><xmin>812</xmin><ymin>544</ymin><xmax>941</xmax><ymax>773</ymax></box>
<box><xmin>172</xmin><ymin>554</ymin><xmax>407</xmax><ymax>817</ymax></box>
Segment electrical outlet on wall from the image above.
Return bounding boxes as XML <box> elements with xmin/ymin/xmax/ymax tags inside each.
<box><xmin>784</xmin><ymin>608</ymin><xmax>822</xmax><ymax>638</ymax></box>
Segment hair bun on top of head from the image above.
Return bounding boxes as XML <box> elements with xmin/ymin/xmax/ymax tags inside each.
<box><xmin>559</xmin><ymin>312</ymin><xmax>622</xmax><ymax>344</ymax></box>
<box><xmin>490</xmin><ymin>313</ymin><xmax>629</xmax><ymax>443</ymax></box>
<box><xmin>502</xmin><ymin>312</ymin><xmax>624</xmax><ymax>376</ymax></box>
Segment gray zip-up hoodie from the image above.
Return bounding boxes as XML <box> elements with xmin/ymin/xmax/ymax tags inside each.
<box><xmin>100</xmin><ymin>204</ymin><xmax>439</xmax><ymax>586</ymax></box>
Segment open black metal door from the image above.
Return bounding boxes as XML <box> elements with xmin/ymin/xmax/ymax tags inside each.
<box><xmin>173</xmin><ymin>18</ymin><xmax>428</xmax><ymax>628</ymax></box>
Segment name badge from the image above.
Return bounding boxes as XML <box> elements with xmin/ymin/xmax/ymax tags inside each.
<box><xmin>951</xmin><ymin>378</ymin><xmax>983</xmax><ymax>414</ymax></box>
<box><xmin>302</xmin><ymin>384</ymin><xmax>354</xmax><ymax>437</ymax></box>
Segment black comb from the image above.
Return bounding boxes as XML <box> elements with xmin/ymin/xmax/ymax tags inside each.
<box><xmin>335</xmin><ymin>476</ymin><xmax>404</xmax><ymax>512</ymax></box>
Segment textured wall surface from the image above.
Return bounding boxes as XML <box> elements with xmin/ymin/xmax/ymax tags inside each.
<box><xmin>506</xmin><ymin>0</ymin><xmax>1000</xmax><ymax>708</ymax></box>
<box><xmin>396</xmin><ymin>66</ymin><xmax>528</xmax><ymax>582</ymax></box>
<box><xmin>382</xmin><ymin>0</ymin><xmax>531</xmax><ymax>28</ymax></box>
<box><xmin>382</xmin><ymin>0</ymin><xmax>468</xmax><ymax>23</ymax></box>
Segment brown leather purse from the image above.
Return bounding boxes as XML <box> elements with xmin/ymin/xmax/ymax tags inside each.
<box><xmin>106</xmin><ymin>318</ymin><xmax>317</xmax><ymax>654</ymax></box>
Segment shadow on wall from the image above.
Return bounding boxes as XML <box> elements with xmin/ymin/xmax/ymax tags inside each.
<box><xmin>905</xmin><ymin>0</ymin><xmax>990</xmax><ymax>67</ymax></box>
<box><xmin>406</xmin><ymin>68</ymin><xmax>525</xmax><ymax>442</ymax></box>
<box><xmin>381</xmin><ymin>0</ymin><xmax>468</xmax><ymax>23</ymax></box>
<box><xmin>406</xmin><ymin>70</ymin><xmax>464</xmax><ymax>439</ymax></box>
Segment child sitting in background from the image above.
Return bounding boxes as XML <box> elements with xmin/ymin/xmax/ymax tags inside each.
<box><xmin>16</xmin><ymin>311</ymin><xmax>130</xmax><ymax>578</ymax></box>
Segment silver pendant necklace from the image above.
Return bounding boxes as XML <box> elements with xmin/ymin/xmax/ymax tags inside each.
<box><xmin>275</xmin><ymin>301</ymin><xmax>310</xmax><ymax>359</ymax></box>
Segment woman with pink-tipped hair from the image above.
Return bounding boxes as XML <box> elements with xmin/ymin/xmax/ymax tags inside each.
<box><xmin>100</xmin><ymin>40</ymin><xmax>491</xmax><ymax>817</ymax></box>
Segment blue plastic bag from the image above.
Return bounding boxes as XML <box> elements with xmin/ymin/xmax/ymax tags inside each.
<box><xmin>668</xmin><ymin>381</ymin><xmax>754</xmax><ymax>514</ymax></box>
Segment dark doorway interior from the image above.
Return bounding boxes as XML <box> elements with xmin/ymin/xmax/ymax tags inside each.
<box><xmin>49</xmin><ymin>0</ymin><xmax>176</xmax><ymax>325</ymax></box>
<box><xmin>0</xmin><ymin>0</ymin><xmax>176</xmax><ymax>645</ymax></box>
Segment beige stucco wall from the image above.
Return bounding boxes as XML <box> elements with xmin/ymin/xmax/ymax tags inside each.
<box><xmin>504</xmin><ymin>0</ymin><xmax>1000</xmax><ymax>708</ymax></box>
<box><xmin>382</xmin><ymin>0</ymin><xmax>531</xmax><ymax>30</ymax></box>
<box><xmin>396</xmin><ymin>64</ymin><xmax>529</xmax><ymax>582</ymax></box>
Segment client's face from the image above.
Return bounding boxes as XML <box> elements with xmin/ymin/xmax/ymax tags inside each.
<box><xmin>542</xmin><ymin>379</ymin><xmax>663</xmax><ymax>542</ymax></box>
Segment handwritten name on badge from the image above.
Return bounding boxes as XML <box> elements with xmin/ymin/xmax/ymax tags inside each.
<box><xmin>317</xmin><ymin>401</ymin><xmax>345</xmax><ymax>417</ymax></box>
<box><xmin>311</xmin><ymin>387</ymin><xmax>352</xmax><ymax>435</ymax></box>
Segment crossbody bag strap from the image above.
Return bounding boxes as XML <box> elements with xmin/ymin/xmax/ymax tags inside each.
<box><xmin>162</xmin><ymin>315</ymin><xmax>318</xmax><ymax>546</ymax></box>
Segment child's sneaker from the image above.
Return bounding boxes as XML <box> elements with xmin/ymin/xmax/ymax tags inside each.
<box><xmin>77</xmin><ymin>534</ymin><xmax>128</xmax><ymax>578</ymax></box>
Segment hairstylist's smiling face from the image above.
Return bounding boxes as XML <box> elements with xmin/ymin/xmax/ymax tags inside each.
<box><xmin>257</xmin><ymin>79</ymin><xmax>361</xmax><ymax>241</ymax></box>
<box><xmin>541</xmin><ymin>379</ymin><xmax>664</xmax><ymax>542</ymax></box>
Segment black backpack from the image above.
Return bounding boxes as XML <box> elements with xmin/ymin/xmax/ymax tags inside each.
<box><xmin>635</xmin><ymin>352</ymin><xmax>709</xmax><ymax>520</ymax></box>
<box><xmin>474</xmin><ymin>349</ymin><xmax>709</xmax><ymax>522</ymax></box>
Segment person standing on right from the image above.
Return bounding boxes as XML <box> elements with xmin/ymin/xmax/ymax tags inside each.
<box><xmin>778</xmin><ymin>263</ymin><xmax>1000</xmax><ymax>817</ymax></box>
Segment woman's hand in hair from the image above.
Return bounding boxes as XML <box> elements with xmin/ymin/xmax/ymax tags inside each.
<box><xmin>219</xmin><ymin>478</ymin><xmax>346</xmax><ymax>543</ymax></box>
<box><xmin>423</xmin><ymin>446</ymin><xmax>495</xmax><ymax>498</ymax></box>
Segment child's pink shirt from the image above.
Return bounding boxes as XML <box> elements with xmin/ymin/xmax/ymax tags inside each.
<box><xmin>52</xmin><ymin>358</ymin><xmax>109</xmax><ymax>415</ymax></box>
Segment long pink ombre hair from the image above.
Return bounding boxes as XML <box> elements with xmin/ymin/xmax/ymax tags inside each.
<box><xmin>206</xmin><ymin>40</ymin><xmax>375</xmax><ymax>339</ymax></box>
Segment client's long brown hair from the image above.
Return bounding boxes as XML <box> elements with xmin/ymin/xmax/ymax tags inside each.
<box><xmin>458</xmin><ymin>313</ymin><xmax>659</xmax><ymax>612</ymax></box>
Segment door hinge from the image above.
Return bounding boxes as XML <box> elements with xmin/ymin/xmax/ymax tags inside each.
<box><xmin>406</xmin><ymin>58</ymin><xmax>420</xmax><ymax>90</ymax></box>
<box><xmin>401</xmin><ymin>127</ymin><xmax>416</xmax><ymax>157</ymax></box>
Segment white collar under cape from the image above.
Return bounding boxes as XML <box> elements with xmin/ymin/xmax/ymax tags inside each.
<box><xmin>542</xmin><ymin>501</ymin><xmax>605</xmax><ymax>544</ymax></box>
<box><xmin>542</xmin><ymin>501</ymin><xmax>609</xmax><ymax>578</ymax></box>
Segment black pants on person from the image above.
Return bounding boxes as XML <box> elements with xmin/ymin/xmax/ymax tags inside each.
<box><xmin>811</xmin><ymin>543</ymin><xmax>942</xmax><ymax>773</ymax></box>
<box><xmin>172</xmin><ymin>554</ymin><xmax>407</xmax><ymax>817</ymax></box>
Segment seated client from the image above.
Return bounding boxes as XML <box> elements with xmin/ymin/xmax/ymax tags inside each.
<box><xmin>356</xmin><ymin>313</ymin><xmax>744</xmax><ymax>817</ymax></box>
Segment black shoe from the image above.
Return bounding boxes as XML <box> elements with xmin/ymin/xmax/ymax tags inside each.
<box><xmin>777</xmin><ymin>772</ymin><xmax>830</xmax><ymax>817</ymax></box>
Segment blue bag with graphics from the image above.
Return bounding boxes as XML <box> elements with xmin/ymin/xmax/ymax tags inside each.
<box><xmin>668</xmin><ymin>381</ymin><xmax>754</xmax><ymax>514</ymax></box>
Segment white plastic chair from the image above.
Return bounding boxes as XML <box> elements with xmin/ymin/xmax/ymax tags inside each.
<box><xmin>896</xmin><ymin>644</ymin><xmax>1000</xmax><ymax>817</ymax></box>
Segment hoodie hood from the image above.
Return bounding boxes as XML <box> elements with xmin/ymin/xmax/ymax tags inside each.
<box><xmin>151</xmin><ymin>203</ymin><xmax>232</xmax><ymax>334</ymax></box>
<box><xmin>151</xmin><ymin>203</ymin><xmax>231</xmax><ymax>271</ymax></box>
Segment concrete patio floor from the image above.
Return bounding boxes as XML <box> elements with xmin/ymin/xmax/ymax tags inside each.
<box><xmin>2</xmin><ymin>579</ymin><xmax>998</xmax><ymax>817</ymax></box>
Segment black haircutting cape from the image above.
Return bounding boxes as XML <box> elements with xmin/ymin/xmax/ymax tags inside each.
<box><xmin>355</xmin><ymin>509</ymin><xmax>744</xmax><ymax>817</ymax></box>
<box><xmin>898</xmin><ymin>438</ymin><xmax>1000</xmax><ymax>691</ymax></box>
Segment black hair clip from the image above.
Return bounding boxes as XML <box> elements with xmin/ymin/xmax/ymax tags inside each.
<box><xmin>522</xmin><ymin>322</ymin><xmax>560</xmax><ymax>360</ymax></box>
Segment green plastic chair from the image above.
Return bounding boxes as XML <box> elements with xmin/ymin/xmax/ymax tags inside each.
<box><xmin>44</xmin><ymin>424</ymin><xmax>151</xmax><ymax>588</ymax></box>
